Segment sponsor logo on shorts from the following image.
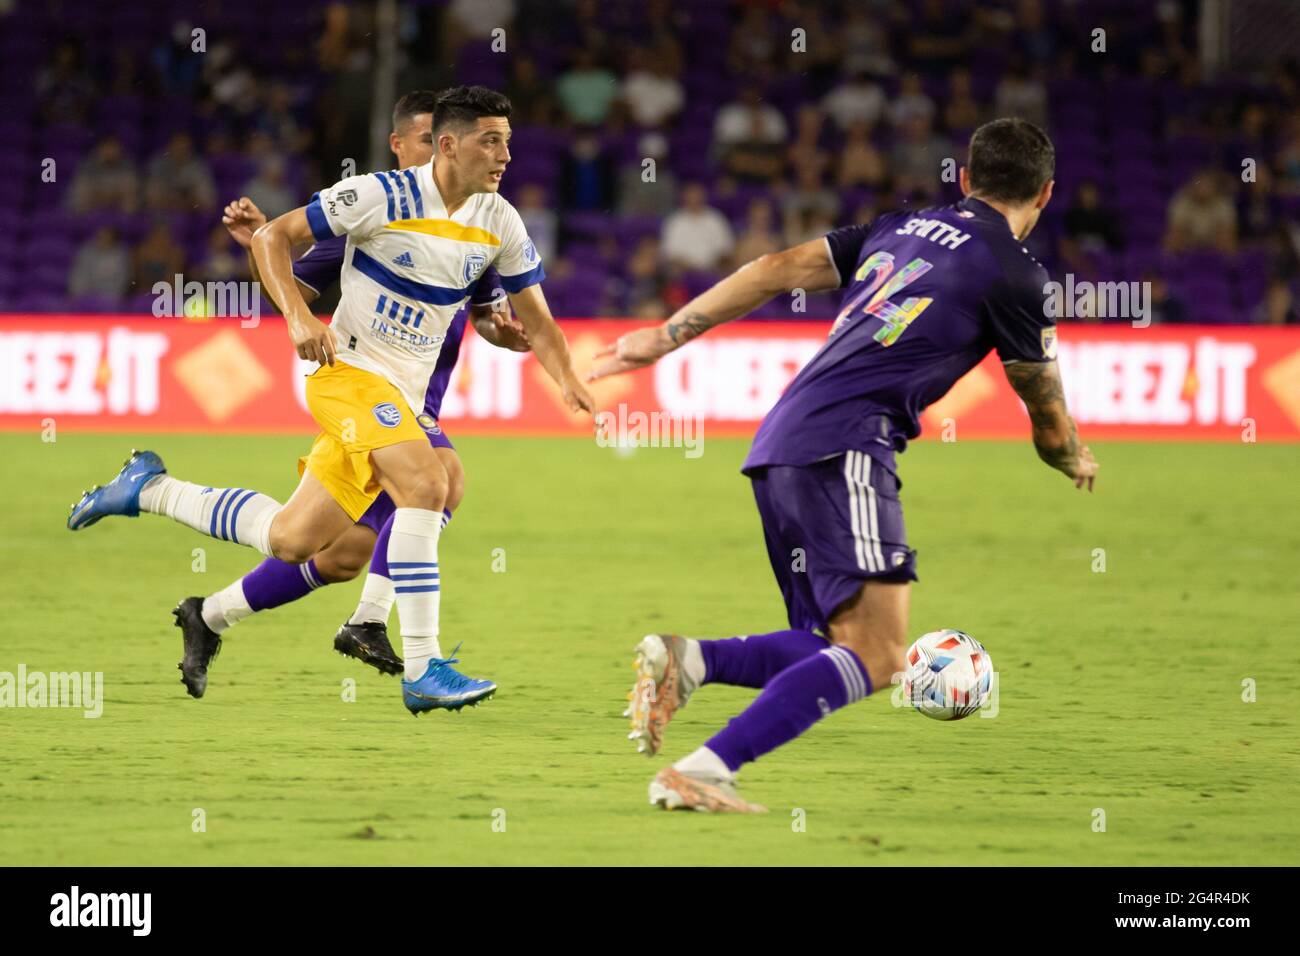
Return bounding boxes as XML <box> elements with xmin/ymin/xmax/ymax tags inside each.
<box><xmin>372</xmin><ymin>403</ymin><xmax>403</xmax><ymax>428</ymax></box>
<box><xmin>416</xmin><ymin>413</ymin><xmax>442</xmax><ymax>435</ymax></box>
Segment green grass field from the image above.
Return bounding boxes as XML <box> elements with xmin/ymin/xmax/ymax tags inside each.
<box><xmin>1</xmin><ymin>432</ymin><xmax>1297</xmax><ymax>865</ymax></box>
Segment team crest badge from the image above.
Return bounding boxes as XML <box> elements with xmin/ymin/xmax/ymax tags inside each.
<box><xmin>1041</xmin><ymin>326</ymin><xmax>1058</xmax><ymax>360</ymax></box>
<box><xmin>416</xmin><ymin>413</ymin><xmax>442</xmax><ymax>435</ymax></box>
<box><xmin>372</xmin><ymin>403</ymin><xmax>403</xmax><ymax>428</ymax></box>
<box><xmin>463</xmin><ymin>253</ymin><xmax>487</xmax><ymax>284</ymax></box>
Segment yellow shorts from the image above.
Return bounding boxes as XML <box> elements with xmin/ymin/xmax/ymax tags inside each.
<box><xmin>298</xmin><ymin>361</ymin><xmax>427</xmax><ymax>521</ymax></box>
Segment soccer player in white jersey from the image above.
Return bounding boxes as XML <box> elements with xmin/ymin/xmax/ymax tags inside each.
<box><xmin>67</xmin><ymin>86</ymin><xmax>597</xmax><ymax>715</ymax></box>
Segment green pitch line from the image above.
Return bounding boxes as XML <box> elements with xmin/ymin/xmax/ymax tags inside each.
<box><xmin>1</xmin><ymin>433</ymin><xmax>1296</xmax><ymax>865</ymax></box>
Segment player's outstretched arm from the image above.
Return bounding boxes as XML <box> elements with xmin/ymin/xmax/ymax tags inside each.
<box><xmin>1004</xmin><ymin>360</ymin><xmax>1098</xmax><ymax>491</ymax></box>
<box><xmin>251</xmin><ymin>207</ymin><xmax>336</xmax><ymax>365</ymax></box>
<box><xmin>507</xmin><ymin>283</ymin><xmax>596</xmax><ymax>413</ymax></box>
<box><xmin>224</xmin><ymin>196</ymin><xmax>320</xmax><ymax>304</ymax></box>
<box><xmin>469</xmin><ymin>301</ymin><xmax>530</xmax><ymax>352</ymax></box>
<box><xmin>587</xmin><ymin>237</ymin><xmax>842</xmax><ymax>381</ymax></box>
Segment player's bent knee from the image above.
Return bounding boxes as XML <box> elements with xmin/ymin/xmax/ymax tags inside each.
<box><xmin>313</xmin><ymin>550</ymin><xmax>364</xmax><ymax>582</ymax></box>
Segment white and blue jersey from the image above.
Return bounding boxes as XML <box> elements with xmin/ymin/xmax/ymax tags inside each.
<box><xmin>304</xmin><ymin>163</ymin><xmax>543</xmax><ymax>414</ymax></box>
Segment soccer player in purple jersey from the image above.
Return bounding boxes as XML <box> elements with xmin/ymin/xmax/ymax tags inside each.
<box><xmin>589</xmin><ymin>119</ymin><xmax>1099</xmax><ymax>812</ymax></box>
<box><xmin>189</xmin><ymin>91</ymin><xmax>530</xmax><ymax>690</ymax></box>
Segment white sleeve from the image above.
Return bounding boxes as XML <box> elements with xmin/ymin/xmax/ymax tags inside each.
<box><xmin>493</xmin><ymin>204</ymin><xmax>545</xmax><ymax>293</ymax></box>
<box><xmin>305</xmin><ymin>173</ymin><xmax>391</xmax><ymax>243</ymax></box>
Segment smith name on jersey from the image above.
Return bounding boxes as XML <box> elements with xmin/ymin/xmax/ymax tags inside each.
<box><xmin>304</xmin><ymin>164</ymin><xmax>543</xmax><ymax>414</ymax></box>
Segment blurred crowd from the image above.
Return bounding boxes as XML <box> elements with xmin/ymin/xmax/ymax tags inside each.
<box><xmin>5</xmin><ymin>0</ymin><xmax>1299</xmax><ymax>322</ymax></box>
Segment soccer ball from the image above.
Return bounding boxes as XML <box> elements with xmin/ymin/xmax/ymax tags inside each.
<box><xmin>902</xmin><ymin>629</ymin><xmax>993</xmax><ymax>721</ymax></box>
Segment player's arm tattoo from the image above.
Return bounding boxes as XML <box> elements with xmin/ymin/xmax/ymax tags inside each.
<box><xmin>1005</xmin><ymin>361</ymin><xmax>1080</xmax><ymax>472</ymax></box>
<box><xmin>665</xmin><ymin>311</ymin><xmax>720</xmax><ymax>346</ymax></box>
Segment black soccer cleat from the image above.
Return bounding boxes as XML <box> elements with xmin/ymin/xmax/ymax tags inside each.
<box><xmin>334</xmin><ymin>621</ymin><xmax>404</xmax><ymax>676</ymax></box>
<box><xmin>173</xmin><ymin>596</ymin><xmax>221</xmax><ymax>699</ymax></box>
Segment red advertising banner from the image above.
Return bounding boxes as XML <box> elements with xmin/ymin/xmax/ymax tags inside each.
<box><xmin>2</xmin><ymin>315</ymin><xmax>1299</xmax><ymax>441</ymax></box>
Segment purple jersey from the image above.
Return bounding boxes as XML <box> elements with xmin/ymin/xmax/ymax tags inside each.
<box><xmin>291</xmin><ymin>238</ymin><xmax>501</xmax><ymax>417</ymax></box>
<box><xmin>743</xmin><ymin>196</ymin><xmax>1056</xmax><ymax>473</ymax></box>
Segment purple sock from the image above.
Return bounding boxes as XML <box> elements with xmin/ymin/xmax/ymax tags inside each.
<box><xmin>370</xmin><ymin>508</ymin><xmax>449</xmax><ymax>579</ymax></box>
<box><xmin>241</xmin><ymin>558</ymin><xmax>324</xmax><ymax>611</ymax></box>
<box><xmin>700</xmin><ymin>629</ymin><xmax>829</xmax><ymax>689</ymax></box>
<box><xmin>705</xmin><ymin>646</ymin><xmax>873</xmax><ymax>772</ymax></box>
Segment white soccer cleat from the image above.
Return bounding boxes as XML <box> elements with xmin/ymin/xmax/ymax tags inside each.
<box><xmin>648</xmin><ymin>767</ymin><xmax>767</xmax><ymax>814</ymax></box>
<box><xmin>625</xmin><ymin>634</ymin><xmax>696</xmax><ymax>756</ymax></box>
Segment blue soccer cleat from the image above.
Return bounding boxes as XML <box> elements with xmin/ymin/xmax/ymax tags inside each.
<box><xmin>401</xmin><ymin>643</ymin><xmax>497</xmax><ymax>716</ymax></box>
<box><xmin>67</xmin><ymin>449</ymin><xmax>166</xmax><ymax>531</ymax></box>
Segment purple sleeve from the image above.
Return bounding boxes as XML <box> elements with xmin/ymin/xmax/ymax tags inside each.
<box><xmin>986</xmin><ymin>259</ymin><xmax>1056</xmax><ymax>363</ymax></box>
<box><xmin>467</xmin><ymin>265</ymin><xmax>503</xmax><ymax>306</ymax></box>
<box><xmin>292</xmin><ymin>236</ymin><xmax>346</xmax><ymax>295</ymax></box>
<box><xmin>824</xmin><ymin>224</ymin><xmax>873</xmax><ymax>288</ymax></box>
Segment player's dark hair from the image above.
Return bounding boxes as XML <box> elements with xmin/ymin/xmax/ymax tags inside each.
<box><xmin>392</xmin><ymin>90</ymin><xmax>438</xmax><ymax>132</ymax></box>
<box><xmin>967</xmin><ymin>118</ymin><xmax>1055</xmax><ymax>204</ymax></box>
<box><xmin>432</xmin><ymin>86</ymin><xmax>512</xmax><ymax>133</ymax></box>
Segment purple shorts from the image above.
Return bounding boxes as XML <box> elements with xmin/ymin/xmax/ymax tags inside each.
<box><xmin>357</xmin><ymin>415</ymin><xmax>455</xmax><ymax>533</ymax></box>
<box><xmin>749</xmin><ymin>449</ymin><xmax>916</xmax><ymax>635</ymax></box>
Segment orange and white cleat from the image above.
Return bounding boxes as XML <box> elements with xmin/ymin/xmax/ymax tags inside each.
<box><xmin>625</xmin><ymin>634</ymin><xmax>696</xmax><ymax>756</ymax></box>
<box><xmin>648</xmin><ymin>767</ymin><xmax>767</xmax><ymax>813</ymax></box>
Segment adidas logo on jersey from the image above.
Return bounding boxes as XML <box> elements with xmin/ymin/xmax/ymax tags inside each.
<box><xmin>392</xmin><ymin>251</ymin><xmax>415</xmax><ymax>268</ymax></box>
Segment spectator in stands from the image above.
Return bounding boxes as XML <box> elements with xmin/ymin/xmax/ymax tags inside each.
<box><xmin>624</xmin><ymin>235</ymin><xmax>669</xmax><ymax>317</ymax></box>
<box><xmin>1060</xmin><ymin>180</ymin><xmax>1122</xmax><ymax>272</ymax></box>
<box><xmin>66</xmin><ymin>137</ymin><xmax>139</xmax><ymax>214</ymax></box>
<box><xmin>661</xmin><ymin>183</ymin><xmax>734</xmax><ymax>271</ymax></box>
<box><xmin>838</xmin><ymin>6</ymin><xmax>896</xmax><ymax>78</ymax></box>
<box><xmin>714</xmin><ymin>86</ymin><xmax>788</xmax><ymax>184</ymax></box>
<box><xmin>199</xmin><ymin>224</ymin><xmax>248</xmax><ymax>283</ymax></box>
<box><xmin>556</xmin><ymin>48</ymin><xmax>619</xmax><ymax>126</ymax></box>
<box><xmin>617</xmin><ymin>131</ymin><xmax>678</xmax><ymax>216</ymax></box>
<box><xmin>134</xmin><ymin>221</ymin><xmax>185</xmax><ymax>291</ymax></box>
<box><xmin>145</xmin><ymin>133</ymin><xmax>217</xmax><ymax>213</ymax></box>
<box><xmin>560</xmin><ymin>129</ymin><xmax>616</xmax><ymax>212</ymax></box>
<box><xmin>905</xmin><ymin>0</ymin><xmax>972</xmax><ymax>75</ymax></box>
<box><xmin>782</xmin><ymin>159</ymin><xmax>839</xmax><ymax>245</ymax></box>
<box><xmin>727</xmin><ymin>5</ymin><xmax>779</xmax><ymax>76</ymax></box>
<box><xmin>1144</xmin><ymin>272</ymin><xmax>1189</xmax><ymax>325</ymax></box>
<box><xmin>1165</xmin><ymin>170</ymin><xmax>1238</xmax><ymax>256</ymax></box>
<box><xmin>994</xmin><ymin>63</ymin><xmax>1049</xmax><ymax>129</ymax></box>
<box><xmin>822</xmin><ymin>69</ymin><xmax>887</xmax><ymax>131</ymax></box>
<box><xmin>68</xmin><ymin>227</ymin><xmax>130</xmax><ymax>302</ymax></box>
<box><xmin>943</xmin><ymin>68</ymin><xmax>983</xmax><ymax>134</ymax></box>
<box><xmin>506</xmin><ymin>53</ymin><xmax>557</xmax><ymax>126</ymax></box>
<box><xmin>732</xmin><ymin>199</ymin><xmax>783</xmax><ymax>267</ymax></box>
<box><xmin>241</xmin><ymin>156</ymin><xmax>295</xmax><ymax>220</ymax></box>
<box><xmin>837</xmin><ymin>120</ymin><xmax>889</xmax><ymax>190</ymax></box>
<box><xmin>37</xmin><ymin>40</ymin><xmax>95</xmax><ymax>123</ymax></box>
<box><xmin>517</xmin><ymin>183</ymin><xmax>557</xmax><ymax>265</ymax></box>
<box><xmin>787</xmin><ymin>106</ymin><xmax>827</xmax><ymax>181</ymax></box>
<box><xmin>1011</xmin><ymin>0</ymin><xmax>1060</xmax><ymax>67</ymax></box>
<box><xmin>1275</xmin><ymin>115</ymin><xmax>1300</xmax><ymax>197</ymax></box>
<box><xmin>715</xmin><ymin>85</ymin><xmax>788</xmax><ymax>151</ymax></box>
<box><xmin>888</xmin><ymin>72</ymin><xmax>936</xmax><ymax>128</ymax></box>
<box><xmin>622</xmin><ymin>47</ymin><xmax>683</xmax><ymax>128</ymax></box>
<box><xmin>890</xmin><ymin>115</ymin><xmax>952</xmax><ymax>200</ymax></box>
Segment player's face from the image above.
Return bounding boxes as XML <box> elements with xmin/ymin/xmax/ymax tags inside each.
<box><xmin>455</xmin><ymin>116</ymin><xmax>512</xmax><ymax>193</ymax></box>
<box><xmin>390</xmin><ymin>113</ymin><xmax>434</xmax><ymax>169</ymax></box>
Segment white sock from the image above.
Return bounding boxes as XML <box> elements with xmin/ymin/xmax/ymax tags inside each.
<box><xmin>348</xmin><ymin>573</ymin><xmax>396</xmax><ymax>626</ymax></box>
<box><xmin>673</xmin><ymin>746</ymin><xmax>733</xmax><ymax>781</ymax></box>
<box><xmin>681</xmin><ymin>638</ymin><xmax>706</xmax><ymax>692</ymax></box>
<box><xmin>200</xmin><ymin>580</ymin><xmax>254</xmax><ymax>635</ymax></box>
<box><xmin>388</xmin><ymin>507</ymin><xmax>443</xmax><ymax>680</ymax></box>
<box><xmin>139</xmin><ymin>476</ymin><xmax>282</xmax><ymax>555</ymax></box>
